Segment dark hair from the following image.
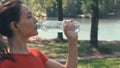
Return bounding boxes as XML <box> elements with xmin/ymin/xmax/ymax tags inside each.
<box><xmin>0</xmin><ymin>0</ymin><xmax>22</xmax><ymax>61</ymax></box>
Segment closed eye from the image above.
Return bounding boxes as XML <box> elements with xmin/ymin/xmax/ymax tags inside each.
<box><xmin>26</xmin><ymin>12</ymin><xmax>33</xmax><ymax>19</ymax></box>
<box><xmin>27</xmin><ymin>15</ymin><xmax>32</xmax><ymax>19</ymax></box>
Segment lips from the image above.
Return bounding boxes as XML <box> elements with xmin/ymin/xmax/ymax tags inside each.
<box><xmin>34</xmin><ymin>24</ymin><xmax>37</xmax><ymax>29</ymax></box>
<box><xmin>35</xmin><ymin>27</ymin><xmax>37</xmax><ymax>30</ymax></box>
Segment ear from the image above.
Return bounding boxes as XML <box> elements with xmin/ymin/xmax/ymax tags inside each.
<box><xmin>10</xmin><ymin>22</ymin><xmax>18</xmax><ymax>31</ymax></box>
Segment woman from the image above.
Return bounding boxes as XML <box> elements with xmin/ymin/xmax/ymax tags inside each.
<box><xmin>0</xmin><ymin>0</ymin><xmax>78</xmax><ymax>68</ymax></box>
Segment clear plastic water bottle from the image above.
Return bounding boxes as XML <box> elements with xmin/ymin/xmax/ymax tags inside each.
<box><xmin>36</xmin><ymin>20</ymin><xmax>80</xmax><ymax>32</ymax></box>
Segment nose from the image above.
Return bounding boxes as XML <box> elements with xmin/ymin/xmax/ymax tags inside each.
<box><xmin>33</xmin><ymin>16</ymin><xmax>38</xmax><ymax>24</ymax></box>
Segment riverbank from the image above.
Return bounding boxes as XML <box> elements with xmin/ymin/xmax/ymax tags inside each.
<box><xmin>36</xmin><ymin>18</ymin><xmax>120</xmax><ymax>40</ymax></box>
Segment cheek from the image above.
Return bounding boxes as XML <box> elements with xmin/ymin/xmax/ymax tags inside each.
<box><xmin>17</xmin><ymin>22</ymin><xmax>37</xmax><ymax>37</ymax></box>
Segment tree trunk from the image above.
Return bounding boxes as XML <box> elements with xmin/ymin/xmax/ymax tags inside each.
<box><xmin>116</xmin><ymin>0</ymin><xmax>120</xmax><ymax>16</ymax></box>
<box><xmin>90</xmin><ymin>0</ymin><xmax>99</xmax><ymax>48</ymax></box>
<box><xmin>57</xmin><ymin>0</ymin><xmax>63</xmax><ymax>40</ymax></box>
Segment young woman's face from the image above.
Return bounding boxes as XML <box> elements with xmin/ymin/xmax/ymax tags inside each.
<box><xmin>16</xmin><ymin>4</ymin><xmax>38</xmax><ymax>38</ymax></box>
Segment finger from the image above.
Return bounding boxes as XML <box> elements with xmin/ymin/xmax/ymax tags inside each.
<box><xmin>66</xmin><ymin>20</ymin><xmax>70</xmax><ymax>22</ymax></box>
<box><xmin>69</xmin><ymin>19</ymin><xmax>74</xmax><ymax>22</ymax></box>
<box><xmin>63</xmin><ymin>19</ymin><xmax>67</xmax><ymax>22</ymax></box>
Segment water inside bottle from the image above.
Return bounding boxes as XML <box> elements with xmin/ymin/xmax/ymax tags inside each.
<box><xmin>37</xmin><ymin>21</ymin><xmax>63</xmax><ymax>32</ymax></box>
<box><xmin>36</xmin><ymin>20</ymin><xmax>80</xmax><ymax>32</ymax></box>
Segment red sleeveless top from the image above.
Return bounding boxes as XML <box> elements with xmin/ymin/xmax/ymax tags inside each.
<box><xmin>0</xmin><ymin>48</ymin><xmax>48</xmax><ymax>68</ymax></box>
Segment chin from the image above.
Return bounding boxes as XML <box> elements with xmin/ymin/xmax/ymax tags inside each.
<box><xmin>28</xmin><ymin>30</ymin><xmax>38</xmax><ymax>37</ymax></box>
<box><xmin>35</xmin><ymin>32</ymin><xmax>38</xmax><ymax>36</ymax></box>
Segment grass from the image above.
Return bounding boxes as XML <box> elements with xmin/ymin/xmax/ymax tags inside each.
<box><xmin>60</xmin><ymin>58</ymin><xmax>120</xmax><ymax>68</ymax></box>
<box><xmin>78</xmin><ymin>57</ymin><xmax>120</xmax><ymax>68</ymax></box>
<box><xmin>28</xmin><ymin>39</ymin><xmax>120</xmax><ymax>67</ymax></box>
<box><xmin>28</xmin><ymin>40</ymin><xmax>120</xmax><ymax>58</ymax></box>
<box><xmin>28</xmin><ymin>40</ymin><xmax>68</xmax><ymax>58</ymax></box>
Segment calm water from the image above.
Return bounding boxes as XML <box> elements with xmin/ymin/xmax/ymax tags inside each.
<box><xmin>36</xmin><ymin>18</ymin><xmax>120</xmax><ymax>41</ymax></box>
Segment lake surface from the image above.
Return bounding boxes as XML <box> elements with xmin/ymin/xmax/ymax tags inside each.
<box><xmin>36</xmin><ymin>17</ymin><xmax>120</xmax><ymax>41</ymax></box>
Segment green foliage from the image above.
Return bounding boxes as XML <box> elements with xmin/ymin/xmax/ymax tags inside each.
<box><xmin>6</xmin><ymin>0</ymin><xmax>120</xmax><ymax>18</ymax></box>
<box><xmin>99</xmin><ymin>0</ymin><xmax>116</xmax><ymax>18</ymax></box>
<box><xmin>99</xmin><ymin>6</ymin><xmax>108</xmax><ymax>18</ymax></box>
<box><xmin>23</xmin><ymin>0</ymin><xmax>41</xmax><ymax>17</ymax></box>
<box><xmin>46</xmin><ymin>0</ymin><xmax>58</xmax><ymax>17</ymax></box>
<box><xmin>81</xmin><ymin>0</ymin><xmax>92</xmax><ymax>14</ymax></box>
<box><xmin>22</xmin><ymin>0</ymin><xmax>54</xmax><ymax>20</ymax></box>
<box><xmin>63</xmin><ymin>0</ymin><xmax>82</xmax><ymax>17</ymax></box>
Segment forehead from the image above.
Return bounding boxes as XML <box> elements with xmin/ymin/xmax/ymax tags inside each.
<box><xmin>20</xmin><ymin>4</ymin><xmax>31</xmax><ymax>15</ymax></box>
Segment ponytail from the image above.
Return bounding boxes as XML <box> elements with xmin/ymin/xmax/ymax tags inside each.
<box><xmin>0</xmin><ymin>0</ymin><xmax>22</xmax><ymax>62</ymax></box>
<box><xmin>0</xmin><ymin>35</ymin><xmax>15</xmax><ymax>62</ymax></box>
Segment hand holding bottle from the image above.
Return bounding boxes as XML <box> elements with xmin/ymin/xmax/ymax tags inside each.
<box><xmin>63</xmin><ymin>19</ymin><xmax>78</xmax><ymax>41</ymax></box>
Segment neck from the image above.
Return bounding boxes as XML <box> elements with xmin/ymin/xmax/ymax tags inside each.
<box><xmin>8</xmin><ymin>35</ymin><xmax>29</xmax><ymax>54</ymax></box>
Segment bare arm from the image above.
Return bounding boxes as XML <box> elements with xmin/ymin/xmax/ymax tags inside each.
<box><xmin>45</xmin><ymin>19</ymin><xmax>78</xmax><ymax>68</ymax></box>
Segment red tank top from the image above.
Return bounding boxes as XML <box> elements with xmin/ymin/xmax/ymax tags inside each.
<box><xmin>0</xmin><ymin>48</ymin><xmax>48</xmax><ymax>68</ymax></box>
